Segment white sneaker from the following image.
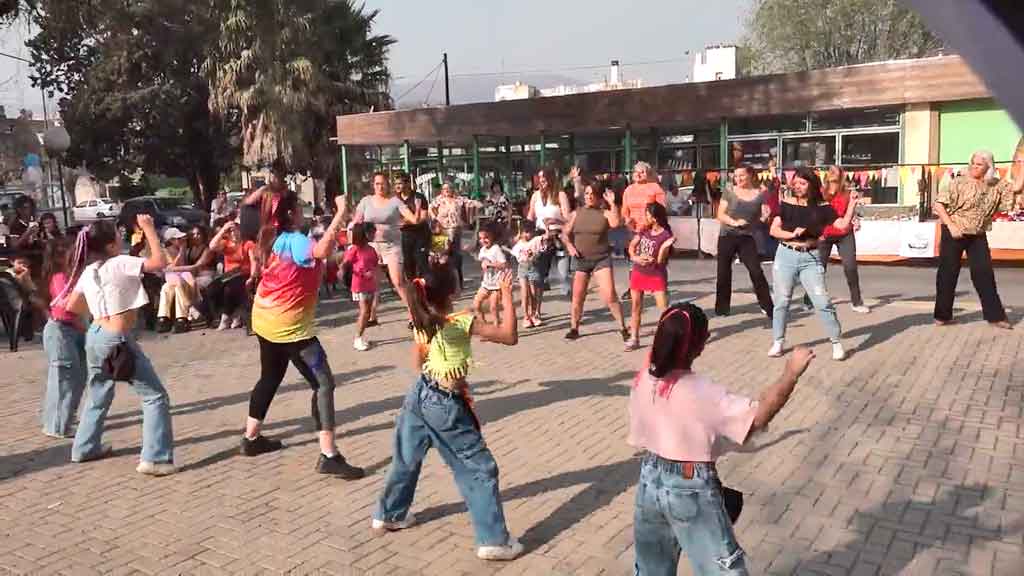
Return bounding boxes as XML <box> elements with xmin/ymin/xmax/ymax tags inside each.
<box><xmin>217</xmin><ymin>314</ymin><xmax>230</xmax><ymax>331</ymax></box>
<box><xmin>353</xmin><ymin>337</ymin><xmax>370</xmax><ymax>351</ymax></box>
<box><xmin>850</xmin><ymin>305</ymin><xmax>870</xmax><ymax>314</ymax></box>
<box><xmin>371</xmin><ymin>513</ymin><xmax>416</xmax><ymax>533</ymax></box>
<box><xmin>767</xmin><ymin>340</ymin><xmax>784</xmax><ymax>357</ymax></box>
<box><xmin>476</xmin><ymin>537</ymin><xmax>524</xmax><ymax>561</ymax></box>
<box><xmin>136</xmin><ymin>461</ymin><xmax>177</xmax><ymax>476</ymax></box>
<box><xmin>832</xmin><ymin>343</ymin><xmax>846</xmax><ymax>361</ymax></box>
<box><xmin>230</xmin><ymin>316</ymin><xmax>244</xmax><ymax>329</ymax></box>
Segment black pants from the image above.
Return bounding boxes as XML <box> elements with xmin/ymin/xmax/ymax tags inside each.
<box><xmin>803</xmin><ymin>234</ymin><xmax>864</xmax><ymax>307</ymax></box>
<box><xmin>401</xmin><ymin>228</ymin><xmax>430</xmax><ymax>280</ymax></box>
<box><xmin>934</xmin><ymin>226</ymin><xmax>1006</xmax><ymax>323</ymax></box>
<box><xmin>207</xmin><ymin>274</ymin><xmax>248</xmax><ymax>317</ymax></box>
<box><xmin>249</xmin><ymin>336</ymin><xmax>336</xmax><ymax>430</ymax></box>
<box><xmin>715</xmin><ymin>234</ymin><xmax>773</xmax><ymax>315</ymax></box>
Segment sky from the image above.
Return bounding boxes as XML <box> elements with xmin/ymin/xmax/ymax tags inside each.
<box><xmin>0</xmin><ymin>0</ymin><xmax>752</xmax><ymax>118</ymax></box>
<box><xmin>367</xmin><ymin>0</ymin><xmax>751</xmax><ymax>105</ymax></box>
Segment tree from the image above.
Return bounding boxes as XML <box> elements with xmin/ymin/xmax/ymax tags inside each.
<box><xmin>27</xmin><ymin>0</ymin><xmax>237</xmax><ymax>208</ymax></box>
<box><xmin>205</xmin><ymin>0</ymin><xmax>393</xmax><ymax>199</ymax></box>
<box><xmin>739</xmin><ymin>0</ymin><xmax>944</xmax><ymax>75</ymax></box>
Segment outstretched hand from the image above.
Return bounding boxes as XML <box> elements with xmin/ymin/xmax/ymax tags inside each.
<box><xmin>785</xmin><ymin>347</ymin><xmax>815</xmax><ymax>379</ymax></box>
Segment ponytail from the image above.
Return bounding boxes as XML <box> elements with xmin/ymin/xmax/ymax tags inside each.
<box><xmin>643</xmin><ymin>303</ymin><xmax>710</xmax><ymax>398</ymax></box>
<box><xmin>50</xmin><ymin>226</ymin><xmax>93</xmax><ymax>307</ymax></box>
<box><xmin>408</xmin><ymin>261</ymin><xmax>457</xmax><ymax>341</ymax></box>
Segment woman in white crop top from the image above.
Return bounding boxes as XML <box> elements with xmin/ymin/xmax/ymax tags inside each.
<box><xmin>62</xmin><ymin>215</ymin><xmax>178</xmax><ymax>476</ymax></box>
<box><xmin>525</xmin><ymin>167</ymin><xmax>573</xmax><ymax>321</ymax></box>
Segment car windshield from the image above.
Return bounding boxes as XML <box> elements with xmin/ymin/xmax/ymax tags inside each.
<box><xmin>152</xmin><ymin>198</ymin><xmax>183</xmax><ymax>210</ymax></box>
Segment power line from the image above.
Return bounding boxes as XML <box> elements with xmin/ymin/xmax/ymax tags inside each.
<box><xmin>393</xmin><ymin>60</ymin><xmax>443</xmax><ymax>103</ymax></box>
<box><xmin>422</xmin><ymin>62</ymin><xmax>441</xmax><ymax>106</ymax></box>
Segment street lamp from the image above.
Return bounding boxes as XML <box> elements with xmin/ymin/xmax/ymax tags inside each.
<box><xmin>43</xmin><ymin>125</ymin><xmax>71</xmax><ymax>227</ymax></box>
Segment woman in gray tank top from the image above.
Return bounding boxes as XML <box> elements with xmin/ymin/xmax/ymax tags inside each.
<box><xmin>561</xmin><ymin>179</ymin><xmax>630</xmax><ymax>341</ymax></box>
<box><xmin>715</xmin><ymin>166</ymin><xmax>774</xmax><ymax>319</ymax></box>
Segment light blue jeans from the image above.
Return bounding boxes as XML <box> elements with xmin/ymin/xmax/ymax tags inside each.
<box><xmin>41</xmin><ymin>320</ymin><xmax>87</xmax><ymax>437</ymax></box>
<box><xmin>72</xmin><ymin>325</ymin><xmax>174</xmax><ymax>464</ymax></box>
<box><xmin>634</xmin><ymin>454</ymin><xmax>748</xmax><ymax>575</ymax></box>
<box><xmin>771</xmin><ymin>244</ymin><xmax>841</xmax><ymax>343</ymax></box>
<box><xmin>376</xmin><ymin>375</ymin><xmax>510</xmax><ymax>546</ymax></box>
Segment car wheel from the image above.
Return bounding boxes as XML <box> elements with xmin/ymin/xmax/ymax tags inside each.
<box><xmin>96</xmin><ymin>212</ymin><xmax>105</xmax><ymax>219</ymax></box>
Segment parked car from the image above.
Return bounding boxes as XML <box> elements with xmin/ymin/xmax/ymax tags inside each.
<box><xmin>117</xmin><ymin>196</ymin><xmax>206</xmax><ymax>230</ymax></box>
<box><xmin>73</xmin><ymin>197</ymin><xmax>121</xmax><ymax>221</ymax></box>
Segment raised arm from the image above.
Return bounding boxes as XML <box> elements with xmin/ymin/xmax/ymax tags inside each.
<box><xmin>750</xmin><ymin>347</ymin><xmax>814</xmax><ymax>434</ymax></box>
<box><xmin>312</xmin><ymin>195</ymin><xmax>349</xmax><ymax>260</ymax></box>
<box><xmin>526</xmin><ymin>191</ymin><xmax>537</xmax><ymax>222</ymax></box>
<box><xmin>604</xmin><ymin>189</ymin><xmax>622</xmax><ymax>228</ymax></box>
<box><xmin>558</xmin><ymin>190</ymin><xmax>573</xmax><ymax>222</ymax></box>
<box><xmin>241</xmin><ymin>185</ymin><xmax>267</xmax><ymax>207</ymax></box>
<box><xmin>209</xmin><ymin>221</ymin><xmax>235</xmax><ymax>252</ymax></box>
<box><xmin>138</xmin><ymin>215</ymin><xmax>168</xmax><ymax>273</ymax></box>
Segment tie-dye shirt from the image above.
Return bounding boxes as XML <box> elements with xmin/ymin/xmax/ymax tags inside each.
<box><xmin>251</xmin><ymin>232</ymin><xmax>322</xmax><ymax>343</ymax></box>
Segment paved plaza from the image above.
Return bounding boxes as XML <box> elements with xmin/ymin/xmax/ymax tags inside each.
<box><xmin>1</xmin><ymin>259</ymin><xmax>1023</xmax><ymax>576</ymax></box>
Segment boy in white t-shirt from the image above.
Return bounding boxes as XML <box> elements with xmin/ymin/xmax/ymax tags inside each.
<box><xmin>472</xmin><ymin>227</ymin><xmax>507</xmax><ymax>325</ymax></box>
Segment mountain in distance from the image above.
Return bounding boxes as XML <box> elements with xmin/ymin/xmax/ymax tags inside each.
<box><xmin>391</xmin><ymin>72</ymin><xmax>586</xmax><ymax>109</ymax></box>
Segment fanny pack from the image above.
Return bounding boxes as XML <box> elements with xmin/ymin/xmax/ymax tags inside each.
<box><xmin>103</xmin><ymin>341</ymin><xmax>136</xmax><ymax>381</ymax></box>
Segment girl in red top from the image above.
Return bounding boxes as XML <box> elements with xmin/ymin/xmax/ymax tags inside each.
<box><xmin>626</xmin><ymin>202</ymin><xmax>675</xmax><ymax>351</ymax></box>
<box><xmin>802</xmin><ymin>166</ymin><xmax>867</xmax><ymax>313</ymax></box>
<box><xmin>40</xmin><ymin>237</ymin><xmax>87</xmax><ymax>438</ymax></box>
<box><xmin>344</xmin><ymin>222</ymin><xmax>379</xmax><ymax>351</ymax></box>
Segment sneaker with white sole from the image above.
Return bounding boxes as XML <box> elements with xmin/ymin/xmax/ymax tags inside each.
<box><xmin>476</xmin><ymin>537</ymin><xmax>524</xmax><ymax>561</ymax></box>
<box><xmin>767</xmin><ymin>340</ymin><xmax>784</xmax><ymax>357</ymax></box>
<box><xmin>217</xmin><ymin>314</ymin><xmax>230</xmax><ymax>331</ymax></box>
<box><xmin>850</xmin><ymin>305</ymin><xmax>870</xmax><ymax>314</ymax></box>
<box><xmin>371</xmin><ymin>513</ymin><xmax>417</xmax><ymax>533</ymax></box>
<box><xmin>353</xmin><ymin>337</ymin><xmax>370</xmax><ymax>351</ymax></box>
<box><xmin>136</xmin><ymin>461</ymin><xmax>177</xmax><ymax>476</ymax></box>
<box><xmin>231</xmin><ymin>316</ymin><xmax>244</xmax><ymax>329</ymax></box>
<box><xmin>71</xmin><ymin>443</ymin><xmax>113</xmax><ymax>463</ymax></box>
<box><xmin>832</xmin><ymin>343</ymin><xmax>846</xmax><ymax>361</ymax></box>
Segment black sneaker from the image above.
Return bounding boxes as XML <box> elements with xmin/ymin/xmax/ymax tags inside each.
<box><xmin>172</xmin><ymin>318</ymin><xmax>189</xmax><ymax>334</ymax></box>
<box><xmin>156</xmin><ymin>317</ymin><xmax>172</xmax><ymax>333</ymax></box>
<box><xmin>316</xmin><ymin>453</ymin><xmax>365</xmax><ymax>479</ymax></box>
<box><xmin>366</xmin><ymin>319</ymin><xmax>379</xmax><ymax>327</ymax></box>
<box><xmin>621</xmin><ymin>290</ymin><xmax>631</xmax><ymax>301</ymax></box>
<box><xmin>564</xmin><ymin>328</ymin><xmax>580</xmax><ymax>340</ymax></box>
<box><xmin>240</xmin><ymin>435</ymin><xmax>284</xmax><ymax>456</ymax></box>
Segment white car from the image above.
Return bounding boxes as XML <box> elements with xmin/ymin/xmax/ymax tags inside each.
<box><xmin>73</xmin><ymin>198</ymin><xmax>121</xmax><ymax>221</ymax></box>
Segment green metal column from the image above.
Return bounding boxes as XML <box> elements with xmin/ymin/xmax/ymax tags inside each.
<box><xmin>340</xmin><ymin>145</ymin><xmax>348</xmax><ymax>197</ymax></box>
<box><xmin>472</xmin><ymin>135</ymin><xmax>481</xmax><ymax>199</ymax></box>
<box><xmin>402</xmin><ymin>140</ymin><xmax>410</xmax><ymax>173</ymax></box>
<box><xmin>568</xmin><ymin>133</ymin><xmax>576</xmax><ymax>164</ymax></box>
<box><xmin>539</xmin><ymin>133</ymin><xmax>546</xmax><ymax>166</ymax></box>
<box><xmin>378</xmin><ymin>146</ymin><xmax>384</xmax><ymax>171</ymax></box>
<box><xmin>718</xmin><ymin>118</ymin><xmax>728</xmax><ymax>171</ymax></box>
<box><xmin>624</xmin><ymin>125</ymin><xmax>633</xmax><ymax>173</ymax></box>
<box><xmin>504</xmin><ymin>136</ymin><xmax>513</xmax><ymax>193</ymax></box>
<box><xmin>651</xmin><ymin>128</ymin><xmax>660</xmax><ymax>171</ymax></box>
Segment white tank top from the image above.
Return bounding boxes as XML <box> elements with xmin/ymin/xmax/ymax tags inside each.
<box><xmin>533</xmin><ymin>195</ymin><xmax>563</xmax><ymax>231</ymax></box>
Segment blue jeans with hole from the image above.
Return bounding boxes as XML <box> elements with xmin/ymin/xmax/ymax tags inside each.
<box><xmin>72</xmin><ymin>325</ymin><xmax>174</xmax><ymax>464</ymax></box>
<box><xmin>375</xmin><ymin>375</ymin><xmax>510</xmax><ymax>546</ymax></box>
<box><xmin>41</xmin><ymin>320</ymin><xmax>87</xmax><ymax>436</ymax></box>
<box><xmin>771</xmin><ymin>244</ymin><xmax>841</xmax><ymax>343</ymax></box>
<box><xmin>634</xmin><ymin>454</ymin><xmax>748</xmax><ymax>575</ymax></box>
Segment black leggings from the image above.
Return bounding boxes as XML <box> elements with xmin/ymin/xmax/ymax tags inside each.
<box><xmin>208</xmin><ymin>274</ymin><xmax>248</xmax><ymax>317</ymax></box>
<box><xmin>249</xmin><ymin>336</ymin><xmax>336</xmax><ymax>430</ymax></box>
<box><xmin>715</xmin><ymin>234</ymin><xmax>773</xmax><ymax>316</ymax></box>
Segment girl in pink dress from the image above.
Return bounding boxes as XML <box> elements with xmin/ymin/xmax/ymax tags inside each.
<box><xmin>343</xmin><ymin>223</ymin><xmax>380</xmax><ymax>351</ymax></box>
<box><xmin>626</xmin><ymin>202</ymin><xmax>674</xmax><ymax>350</ymax></box>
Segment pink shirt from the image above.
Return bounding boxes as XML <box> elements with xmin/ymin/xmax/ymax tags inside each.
<box><xmin>343</xmin><ymin>244</ymin><xmax>379</xmax><ymax>294</ymax></box>
<box><xmin>48</xmin><ymin>273</ymin><xmax>80</xmax><ymax>326</ymax></box>
<box><xmin>628</xmin><ymin>370</ymin><xmax>758</xmax><ymax>462</ymax></box>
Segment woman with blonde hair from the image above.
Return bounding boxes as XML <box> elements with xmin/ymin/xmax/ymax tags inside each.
<box><xmin>933</xmin><ymin>149</ymin><xmax>1023</xmax><ymax>328</ymax></box>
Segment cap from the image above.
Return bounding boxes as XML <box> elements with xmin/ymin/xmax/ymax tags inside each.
<box><xmin>163</xmin><ymin>227</ymin><xmax>187</xmax><ymax>242</ymax></box>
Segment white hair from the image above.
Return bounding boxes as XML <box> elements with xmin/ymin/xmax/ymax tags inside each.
<box><xmin>970</xmin><ymin>149</ymin><xmax>998</xmax><ymax>181</ymax></box>
<box><xmin>633</xmin><ymin>161</ymin><xmax>657</xmax><ymax>180</ymax></box>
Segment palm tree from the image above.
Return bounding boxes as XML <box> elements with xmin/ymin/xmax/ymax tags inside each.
<box><xmin>205</xmin><ymin>0</ymin><xmax>393</xmax><ymax>179</ymax></box>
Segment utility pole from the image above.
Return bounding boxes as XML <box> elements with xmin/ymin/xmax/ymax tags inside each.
<box><xmin>443</xmin><ymin>52</ymin><xmax>451</xmax><ymax>106</ymax></box>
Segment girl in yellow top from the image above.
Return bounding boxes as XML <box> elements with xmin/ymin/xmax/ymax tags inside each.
<box><xmin>372</xmin><ymin>261</ymin><xmax>524</xmax><ymax>561</ymax></box>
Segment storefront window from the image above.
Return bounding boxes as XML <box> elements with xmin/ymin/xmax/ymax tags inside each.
<box><xmin>700</xmin><ymin>146</ymin><xmax>720</xmax><ymax>170</ymax></box>
<box><xmin>782</xmin><ymin>136</ymin><xmax>836</xmax><ymax>167</ymax></box>
<box><xmin>729</xmin><ymin>115</ymin><xmax>807</xmax><ymax>135</ymax></box>
<box><xmin>659</xmin><ymin>146</ymin><xmax>697</xmax><ymax>171</ymax></box>
<box><xmin>809</xmin><ymin>107</ymin><xmax>901</xmax><ymax>131</ymax></box>
<box><xmin>728</xmin><ymin>139</ymin><xmax>778</xmax><ymax>168</ymax></box>
<box><xmin>840</xmin><ymin>132</ymin><xmax>899</xmax><ymax>166</ymax></box>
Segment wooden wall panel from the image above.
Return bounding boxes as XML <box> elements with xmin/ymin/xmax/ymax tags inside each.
<box><xmin>337</xmin><ymin>56</ymin><xmax>991</xmax><ymax>145</ymax></box>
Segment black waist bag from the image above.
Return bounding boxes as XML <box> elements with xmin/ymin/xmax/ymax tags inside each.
<box><xmin>103</xmin><ymin>342</ymin><xmax>136</xmax><ymax>382</ymax></box>
<box><xmin>722</xmin><ymin>485</ymin><xmax>744</xmax><ymax>524</ymax></box>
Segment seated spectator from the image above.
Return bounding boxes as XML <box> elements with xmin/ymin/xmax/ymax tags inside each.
<box><xmin>207</xmin><ymin>221</ymin><xmax>257</xmax><ymax>330</ymax></box>
<box><xmin>156</xmin><ymin>228</ymin><xmax>195</xmax><ymax>333</ymax></box>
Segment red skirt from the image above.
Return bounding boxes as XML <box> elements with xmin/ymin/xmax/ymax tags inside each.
<box><xmin>630</xmin><ymin>268</ymin><xmax>667</xmax><ymax>292</ymax></box>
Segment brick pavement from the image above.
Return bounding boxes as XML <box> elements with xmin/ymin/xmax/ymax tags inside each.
<box><xmin>1</xmin><ymin>259</ymin><xmax>1023</xmax><ymax>575</ymax></box>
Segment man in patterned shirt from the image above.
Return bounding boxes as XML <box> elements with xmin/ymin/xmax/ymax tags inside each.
<box><xmin>933</xmin><ymin>150</ymin><xmax>1023</xmax><ymax>328</ymax></box>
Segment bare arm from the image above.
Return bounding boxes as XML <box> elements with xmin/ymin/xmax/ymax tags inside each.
<box><xmin>932</xmin><ymin>202</ymin><xmax>961</xmax><ymax>239</ymax></box>
<box><xmin>829</xmin><ymin>194</ymin><xmax>858</xmax><ymax>232</ymax></box>
<box><xmin>769</xmin><ymin>215</ymin><xmax>804</xmax><ymax>241</ymax></box>
<box><xmin>312</xmin><ymin>196</ymin><xmax>349</xmax><ymax>260</ymax></box>
<box><xmin>717</xmin><ymin>190</ymin><xmax>746</xmax><ymax>228</ymax></box>
<box><xmin>138</xmin><ymin>216</ymin><xmax>168</xmax><ymax>273</ymax></box>
<box><xmin>656</xmin><ymin>236</ymin><xmax>674</xmax><ymax>265</ymax></box>
<box><xmin>558</xmin><ymin>191</ymin><xmax>572</xmax><ymax>222</ymax></box>
<box><xmin>526</xmin><ymin>192</ymin><xmax>537</xmax><ymax>222</ymax></box>
<box><xmin>605</xmin><ymin>189</ymin><xmax>622</xmax><ymax>228</ymax></box>
<box><xmin>242</xmin><ymin>185</ymin><xmax>267</xmax><ymax>207</ymax></box>
<box><xmin>470</xmin><ymin>271</ymin><xmax>517</xmax><ymax>345</ymax></box>
<box><xmin>750</xmin><ymin>347</ymin><xmax>814</xmax><ymax>434</ymax></box>
<box><xmin>65</xmin><ymin>290</ymin><xmax>89</xmax><ymax>317</ymax></box>
<box><xmin>208</xmin><ymin>222</ymin><xmax>234</xmax><ymax>252</ymax></box>
<box><xmin>561</xmin><ymin>212</ymin><xmax>579</xmax><ymax>257</ymax></box>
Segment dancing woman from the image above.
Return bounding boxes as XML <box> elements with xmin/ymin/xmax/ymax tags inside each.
<box><xmin>562</xmin><ymin>179</ymin><xmax>629</xmax><ymax>341</ymax></box>
<box><xmin>373</xmin><ymin>263</ymin><xmax>523</xmax><ymax>561</ymax></box>
<box><xmin>768</xmin><ymin>167</ymin><xmax>854</xmax><ymax>361</ymax></box>
<box><xmin>933</xmin><ymin>150</ymin><xmax>1023</xmax><ymax>328</ymax></box>
<box><xmin>630</xmin><ymin>303</ymin><xmax>814</xmax><ymax>575</ymax></box>
<box><xmin>526</xmin><ymin>166</ymin><xmax>573</xmax><ymax>320</ymax></box>
<box><xmin>714</xmin><ymin>165</ymin><xmax>774</xmax><ymax>318</ymax></box>
<box><xmin>62</xmin><ymin>216</ymin><xmax>177</xmax><ymax>475</ymax></box>
<box><xmin>240</xmin><ymin>195</ymin><xmax>365</xmax><ymax>479</ymax></box>
<box><xmin>802</xmin><ymin>166</ymin><xmax>867</xmax><ymax>314</ymax></box>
